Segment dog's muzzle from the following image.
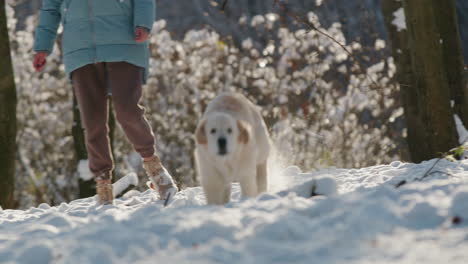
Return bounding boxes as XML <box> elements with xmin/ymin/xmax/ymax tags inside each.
<box><xmin>218</xmin><ymin>137</ymin><xmax>227</xmax><ymax>155</ymax></box>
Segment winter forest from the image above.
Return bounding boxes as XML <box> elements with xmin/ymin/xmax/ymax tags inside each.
<box><xmin>0</xmin><ymin>0</ymin><xmax>468</xmax><ymax>263</ymax></box>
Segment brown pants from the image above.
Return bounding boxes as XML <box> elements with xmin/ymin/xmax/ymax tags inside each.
<box><xmin>72</xmin><ymin>62</ymin><xmax>155</xmax><ymax>179</ymax></box>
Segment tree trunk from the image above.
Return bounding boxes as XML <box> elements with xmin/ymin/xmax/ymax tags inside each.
<box><xmin>72</xmin><ymin>91</ymin><xmax>94</xmax><ymax>198</ymax></box>
<box><xmin>433</xmin><ymin>0</ymin><xmax>468</xmax><ymax>129</ymax></box>
<box><xmin>108</xmin><ymin>97</ymin><xmax>116</xmax><ymax>177</ymax></box>
<box><xmin>402</xmin><ymin>0</ymin><xmax>459</xmax><ymax>161</ymax></box>
<box><xmin>381</xmin><ymin>0</ymin><xmax>429</xmax><ymax>161</ymax></box>
<box><xmin>0</xmin><ymin>1</ymin><xmax>17</xmax><ymax>209</ymax></box>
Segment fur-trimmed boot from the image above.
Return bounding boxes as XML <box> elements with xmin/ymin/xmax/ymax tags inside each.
<box><xmin>143</xmin><ymin>156</ymin><xmax>178</xmax><ymax>202</ymax></box>
<box><xmin>95</xmin><ymin>173</ymin><xmax>113</xmax><ymax>205</ymax></box>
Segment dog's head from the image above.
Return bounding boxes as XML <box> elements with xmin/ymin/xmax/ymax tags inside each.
<box><xmin>196</xmin><ymin>113</ymin><xmax>250</xmax><ymax>157</ymax></box>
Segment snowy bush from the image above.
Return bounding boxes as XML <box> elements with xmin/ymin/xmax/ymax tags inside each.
<box><xmin>8</xmin><ymin>5</ymin><xmax>74</xmax><ymax>207</ymax></box>
<box><xmin>7</xmin><ymin>6</ymin><xmax>403</xmax><ymax>208</ymax></box>
<box><xmin>138</xmin><ymin>16</ymin><xmax>403</xmax><ymax>185</ymax></box>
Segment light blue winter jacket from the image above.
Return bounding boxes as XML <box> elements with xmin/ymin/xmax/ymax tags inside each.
<box><xmin>34</xmin><ymin>0</ymin><xmax>155</xmax><ymax>82</ymax></box>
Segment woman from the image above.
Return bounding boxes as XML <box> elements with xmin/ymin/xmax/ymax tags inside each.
<box><xmin>33</xmin><ymin>0</ymin><xmax>178</xmax><ymax>205</ymax></box>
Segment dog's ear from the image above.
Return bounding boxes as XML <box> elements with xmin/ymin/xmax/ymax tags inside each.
<box><xmin>237</xmin><ymin>120</ymin><xmax>250</xmax><ymax>144</ymax></box>
<box><xmin>196</xmin><ymin>119</ymin><xmax>208</xmax><ymax>145</ymax></box>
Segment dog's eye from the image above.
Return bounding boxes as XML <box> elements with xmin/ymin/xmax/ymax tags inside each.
<box><xmin>210</xmin><ymin>128</ymin><xmax>217</xmax><ymax>134</ymax></box>
<box><xmin>227</xmin><ymin>128</ymin><xmax>232</xmax><ymax>134</ymax></box>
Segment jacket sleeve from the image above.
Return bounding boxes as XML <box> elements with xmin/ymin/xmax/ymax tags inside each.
<box><xmin>34</xmin><ymin>0</ymin><xmax>63</xmax><ymax>54</ymax></box>
<box><xmin>134</xmin><ymin>0</ymin><xmax>156</xmax><ymax>31</ymax></box>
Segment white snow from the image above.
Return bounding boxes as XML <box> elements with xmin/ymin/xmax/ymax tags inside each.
<box><xmin>374</xmin><ymin>39</ymin><xmax>386</xmax><ymax>50</ymax></box>
<box><xmin>77</xmin><ymin>160</ymin><xmax>93</xmax><ymax>181</ymax></box>
<box><xmin>392</xmin><ymin>8</ymin><xmax>407</xmax><ymax>32</ymax></box>
<box><xmin>283</xmin><ymin>174</ymin><xmax>338</xmax><ymax>197</ymax></box>
<box><xmin>454</xmin><ymin>114</ymin><xmax>468</xmax><ymax>144</ymax></box>
<box><xmin>112</xmin><ymin>173</ymin><xmax>139</xmax><ymax>197</ymax></box>
<box><xmin>1</xmin><ymin>159</ymin><xmax>468</xmax><ymax>263</ymax></box>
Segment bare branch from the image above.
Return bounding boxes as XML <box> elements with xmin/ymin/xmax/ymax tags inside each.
<box><xmin>221</xmin><ymin>0</ymin><xmax>229</xmax><ymax>12</ymax></box>
<box><xmin>270</xmin><ymin>0</ymin><xmax>380</xmax><ymax>89</ymax></box>
<box><xmin>219</xmin><ymin>0</ymin><xmax>381</xmax><ymax>89</ymax></box>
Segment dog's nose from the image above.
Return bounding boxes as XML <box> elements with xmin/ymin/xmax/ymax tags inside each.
<box><xmin>218</xmin><ymin>137</ymin><xmax>227</xmax><ymax>155</ymax></box>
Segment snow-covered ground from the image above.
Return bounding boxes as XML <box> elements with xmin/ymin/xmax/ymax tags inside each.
<box><xmin>1</xmin><ymin>158</ymin><xmax>467</xmax><ymax>264</ymax></box>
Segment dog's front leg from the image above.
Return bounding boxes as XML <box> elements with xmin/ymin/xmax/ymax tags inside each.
<box><xmin>238</xmin><ymin>162</ymin><xmax>258</xmax><ymax>198</ymax></box>
<box><xmin>196</xmin><ymin>151</ymin><xmax>228</xmax><ymax>205</ymax></box>
<box><xmin>256</xmin><ymin>160</ymin><xmax>268</xmax><ymax>194</ymax></box>
<box><xmin>201</xmin><ymin>171</ymin><xmax>229</xmax><ymax>205</ymax></box>
<box><xmin>222</xmin><ymin>184</ymin><xmax>231</xmax><ymax>204</ymax></box>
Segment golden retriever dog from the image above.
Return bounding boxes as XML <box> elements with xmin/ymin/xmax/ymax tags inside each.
<box><xmin>195</xmin><ymin>92</ymin><xmax>271</xmax><ymax>205</ymax></box>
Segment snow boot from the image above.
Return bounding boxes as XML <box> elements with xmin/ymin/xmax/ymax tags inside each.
<box><xmin>143</xmin><ymin>156</ymin><xmax>178</xmax><ymax>204</ymax></box>
<box><xmin>96</xmin><ymin>175</ymin><xmax>114</xmax><ymax>205</ymax></box>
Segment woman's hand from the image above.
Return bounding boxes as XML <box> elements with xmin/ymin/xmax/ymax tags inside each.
<box><xmin>33</xmin><ymin>52</ymin><xmax>48</xmax><ymax>72</ymax></box>
<box><xmin>135</xmin><ymin>27</ymin><xmax>150</xmax><ymax>43</ymax></box>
